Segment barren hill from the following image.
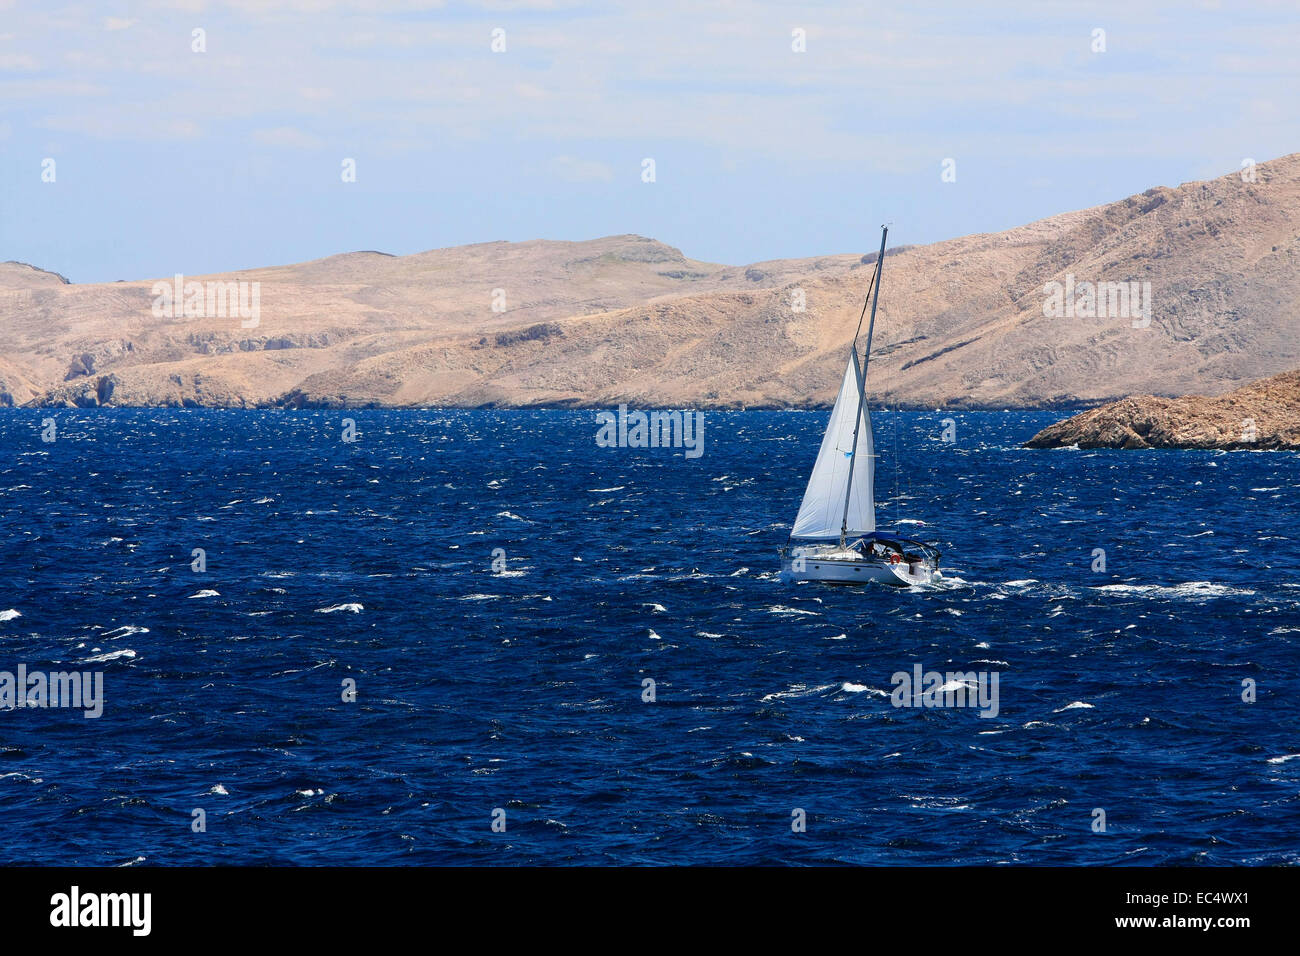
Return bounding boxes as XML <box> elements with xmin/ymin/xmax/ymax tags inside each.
<box><xmin>3</xmin><ymin>153</ymin><xmax>1299</xmax><ymax>409</ymax></box>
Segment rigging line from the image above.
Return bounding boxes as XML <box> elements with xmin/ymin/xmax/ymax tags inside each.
<box><xmin>894</xmin><ymin>402</ymin><xmax>900</xmax><ymax>501</ymax></box>
<box><xmin>850</xmin><ymin>259</ymin><xmax>878</xmax><ymax>354</ymax></box>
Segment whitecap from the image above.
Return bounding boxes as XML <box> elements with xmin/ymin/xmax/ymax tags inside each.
<box><xmin>1092</xmin><ymin>581</ymin><xmax>1253</xmax><ymax>600</ymax></box>
<box><xmin>760</xmin><ymin>682</ymin><xmax>837</xmax><ymax>702</ymax></box>
<box><xmin>315</xmin><ymin>603</ymin><xmax>364</xmax><ymax>613</ymax></box>
<box><xmin>188</xmin><ymin>589</ymin><xmax>220</xmax><ymax>599</ymax></box>
<box><xmin>936</xmin><ymin>678</ymin><xmax>979</xmax><ymax>693</ymax></box>
<box><xmin>81</xmin><ymin>648</ymin><xmax>137</xmax><ymax>663</ymax></box>
<box><xmin>0</xmin><ymin>609</ymin><xmax>20</xmax><ymax>622</ymax></box>
<box><xmin>101</xmin><ymin>625</ymin><xmax>149</xmax><ymax>638</ymax></box>
<box><xmin>1054</xmin><ymin>701</ymin><xmax>1095</xmax><ymax>712</ymax></box>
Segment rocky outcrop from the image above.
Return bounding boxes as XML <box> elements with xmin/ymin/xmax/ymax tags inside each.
<box><xmin>0</xmin><ymin>261</ymin><xmax>70</xmax><ymax>286</ymax></box>
<box><xmin>493</xmin><ymin>322</ymin><xmax>563</xmax><ymax>347</ymax></box>
<box><xmin>1025</xmin><ymin>369</ymin><xmax>1300</xmax><ymax>449</ymax></box>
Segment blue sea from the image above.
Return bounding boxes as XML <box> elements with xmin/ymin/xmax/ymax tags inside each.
<box><xmin>1</xmin><ymin>408</ymin><xmax>1297</xmax><ymax>866</ymax></box>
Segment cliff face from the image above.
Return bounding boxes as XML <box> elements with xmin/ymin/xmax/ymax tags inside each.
<box><xmin>1025</xmin><ymin>368</ymin><xmax>1300</xmax><ymax>449</ymax></box>
<box><xmin>3</xmin><ymin>152</ymin><xmax>1300</xmax><ymax>409</ymax></box>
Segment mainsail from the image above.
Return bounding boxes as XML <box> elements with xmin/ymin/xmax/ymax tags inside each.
<box><xmin>790</xmin><ymin>351</ymin><xmax>875</xmax><ymax>540</ymax></box>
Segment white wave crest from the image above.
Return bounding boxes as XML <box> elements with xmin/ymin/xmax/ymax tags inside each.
<box><xmin>81</xmin><ymin>648</ymin><xmax>137</xmax><ymax>663</ymax></box>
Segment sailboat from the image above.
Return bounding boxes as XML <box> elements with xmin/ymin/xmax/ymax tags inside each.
<box><xmin>779</xmin><ymin>226</ymin><xmax>942</xmax><ymax>587</ymax></box>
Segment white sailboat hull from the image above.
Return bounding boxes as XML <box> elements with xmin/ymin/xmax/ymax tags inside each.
<box><xmin>779</xmin><ymin>550</ymin><xmax>939</xmax><ymax>588</ymax></box>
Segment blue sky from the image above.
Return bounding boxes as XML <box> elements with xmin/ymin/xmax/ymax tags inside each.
<box><xmin>1</xmin><ymin>0</ymin><xmax>1297</xmax><ymax>283</ymax></box>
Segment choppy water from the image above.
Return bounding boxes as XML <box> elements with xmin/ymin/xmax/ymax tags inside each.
<box><xmin>1</xmin><ymin>408</ymin><xmax>1297</xmax><ymax>865</ymax></box>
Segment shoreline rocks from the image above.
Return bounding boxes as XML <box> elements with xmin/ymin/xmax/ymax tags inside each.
<box><xmin>1025</xmin><ymin>369</ymin><xmax>1300</xmax><ymax>449</ymax></box>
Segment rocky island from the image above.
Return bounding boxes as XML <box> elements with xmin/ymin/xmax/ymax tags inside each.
<box><xmin>1025</xmin><ymin>368</ymin><xmax>1300</xmax><ymax>449</ymax></box>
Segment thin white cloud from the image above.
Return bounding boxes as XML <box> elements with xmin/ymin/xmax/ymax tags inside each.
<box><xmin>8</xmin><ymin>80</ymin><xmax>108</xmax><ymax>100</ymax></box>
<box><xmin>37</xmin><ymin>107</ymin><xmax>200</xmax><ymax>139</ymax></box>
<box><xmin>0</xmin><ymin>53</ymin><xmax>38</xmax><ymax>70</ymax></box>
<box><xmin>549</xmin><ymin>155</ymin><xmax>614</xmax><ymax>182</ymax></box>
<box><xmin>252</xmin><ymin>126</ymin><xmax>326</xmax><ymax>149</ymax></box>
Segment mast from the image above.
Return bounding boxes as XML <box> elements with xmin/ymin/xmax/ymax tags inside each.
<box><xmin>838</xmin><ymin>225</ymin><xmax>887</xmax><ymax>549</ymax></box>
